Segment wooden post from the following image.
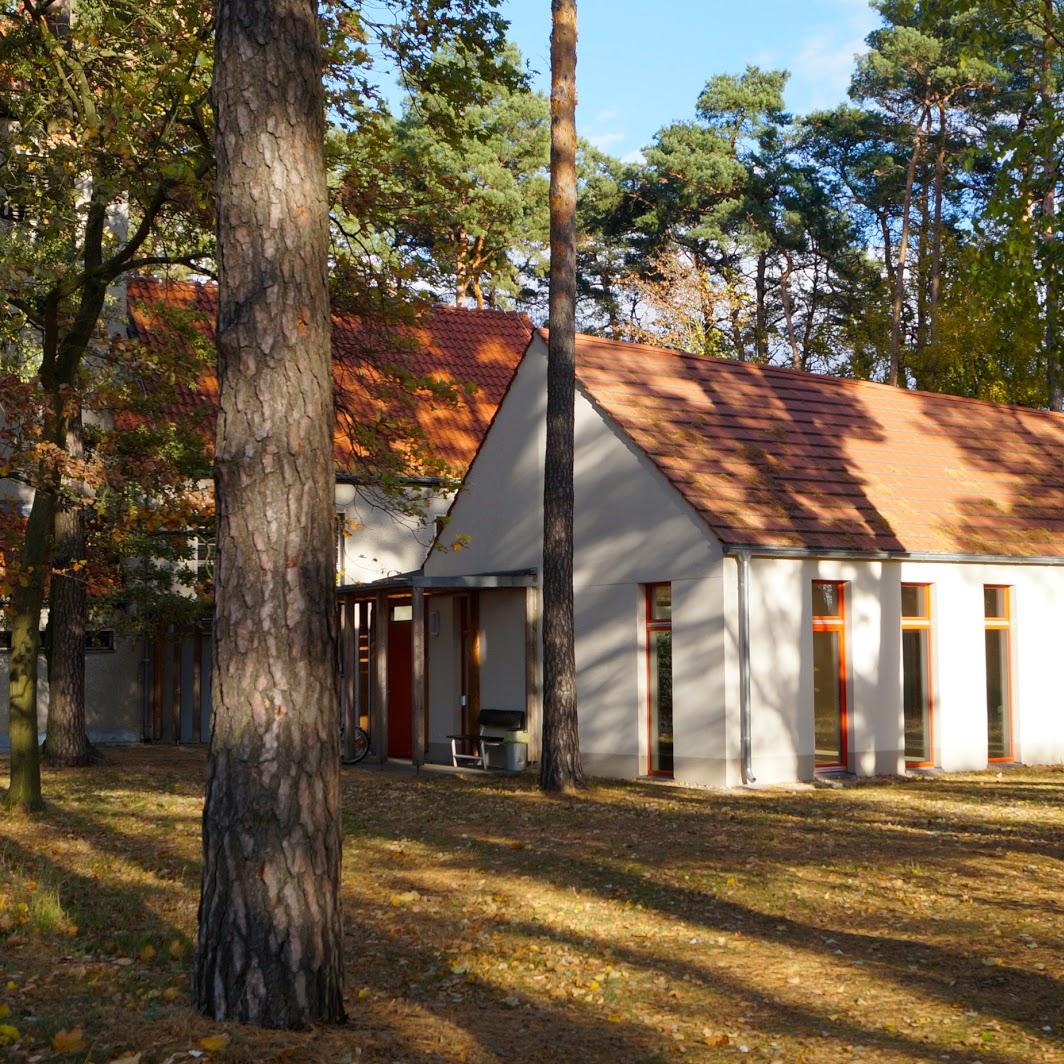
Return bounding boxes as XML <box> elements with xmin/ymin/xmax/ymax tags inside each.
<box><xmin>180</xmin><ymin>635</ymin><xmax>195</xmax><ymax>744</ymax></box>
<box><xmin>525</xmin><ymin>583</ymin><xmax>542</xmax><ymax>763</ymax></box>
<box><xmin>200</xmin><ymin>630</ymin><xmax>213</xmax><ymax>743</ymax></box>
<box><xmin>411</xmin><ymin>587</ymin><xmax>426</xmax><ymax>767</ymax></box>
<box><xmin>151</xmin><ymin>627</ymin><xmax>165</xmax><ymax>741</ymax></box>
<box><xmin>373</xmin><ymin>592</ymin><xmax>389</xmax><ymax>764</ymax></box>
<box><xmin>353</xmin><ymin>600</ymin><xmax>363</xmax><ymax>728</ymax></box>
<box><xmin>470</xmin><ymin>591</ymin><xmax>481</xmax><ymax>721</ymax></box>
<box><xmin>341</xmin><ymin>599</ymin><xmax>358</xmax><ymax>760</ymax></box>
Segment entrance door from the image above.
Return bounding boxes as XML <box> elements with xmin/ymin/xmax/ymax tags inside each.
<box><xmin>386</xmin><ymin>604</ymin><xmax>413</xmax><ymax>758</ymax></box>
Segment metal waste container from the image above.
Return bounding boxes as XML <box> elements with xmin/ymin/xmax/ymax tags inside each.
<box><xmin>479</xmin><ymin>708</ymin><xmax>527</xmax><ymax>772</ymax></box>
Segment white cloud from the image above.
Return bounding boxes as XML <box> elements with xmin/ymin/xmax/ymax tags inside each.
<box><xmin>587</xmin><ymin>130</ymin><xmax>625</xmax><ymax>151</ymax></box>
<box><xmin>621</xmin><ymin>148</ymin><xmax>646</xmax><ymax>166</ymax></box>
<box><xmin>783</xmin><ymin>0</ymin><xmax>878</xmax><ymax>113</ymax></box>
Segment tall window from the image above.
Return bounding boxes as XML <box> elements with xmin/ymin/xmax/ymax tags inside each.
<box><xmin>984</xmin><ymin>586</ymin><xmax>1013</xmax><ymax>762</ymax></box>
<box><xmin>901</xmin><ymin>583</ymin><xmax>934</xmax><ymax>766</ymax></box>
<box><xmin>645</xmin><ymin>583</ymin><xmax>673</xmax><ymax>777</ymax></box>
<box><xmin>812</xmin><ymin>581</ymin><xmax>847</xmax><ymax>770</ymax></box>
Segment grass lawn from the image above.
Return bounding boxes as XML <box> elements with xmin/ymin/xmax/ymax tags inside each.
<box><xmin>0</xmin><ymin>749</ymin><xmax>1062</xmax><ymax>1063</ymax></box>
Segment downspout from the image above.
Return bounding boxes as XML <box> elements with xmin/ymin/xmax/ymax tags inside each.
<box><xmin>737</xmin><ymin>550</ymin><xmax>756</xmax><ymax>785</ymax></box>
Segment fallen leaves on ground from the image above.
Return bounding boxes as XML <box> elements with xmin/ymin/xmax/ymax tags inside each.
<box><xmin>0</xmin><ymin>747</ymin><xmax>1061</xmax><ymax>1062</ymax></box>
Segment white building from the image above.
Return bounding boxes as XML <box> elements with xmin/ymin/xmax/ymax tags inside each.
<box><xmin>346</xmin><ymin>329</ymin><xmax>1064</xmax><ymax>784</ymax></box>
<box><xmin>0</xmin><ymin>279</ymin><xmax>531</xmax><ymax>748</ymax></box>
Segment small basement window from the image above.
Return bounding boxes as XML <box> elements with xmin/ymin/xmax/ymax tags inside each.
<box><xmin>85</xmin><ymin>629</ymin><xmax>116</xmax><ymax>653</ymax></box>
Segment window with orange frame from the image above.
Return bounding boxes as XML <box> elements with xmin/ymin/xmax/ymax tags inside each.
<box><xmin>812</xmin><ymin>581</ymin><xmax>848</xmax><ymax>771</ymax></box>
<box><xmin>901</xmin><ymin>583</ymin><xmax>934</xmax><ymax>767</ymax></box>
<box><xmin>984</xmin><ymin>586</ymin><xmax>1015</xmax><ymax>763</ymax></box>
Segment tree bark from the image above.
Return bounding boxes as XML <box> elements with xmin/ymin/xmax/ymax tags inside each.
<box><xmin>540</xmin><ymin>0</ymin><xmax>584</xmax><ymax>793</ymax></box>
<box><xmin>928</xmin><ymin>104</ymin><xmax>947</xmax><ymax>351</ymax></box>
<box><xmin>1041</xmin><ymin>7</ymin><xmax>1061</xmax><ymax>411</ymax></box>
<box><xmin>5</xmin><ymin>481</ymin><xmax>56</xmax><ymax>812</ymax></box>
<box><xmin>889</xmin><ymin>106</ymin><xmax>930</xmax><ymax>387</ymax></box>
<box><xmin>779</xmin><ymin>252</ymin><xmax>801</xmax><ymax>370</ymax></box>
<box><xmin>193</xmin><ymin>0</ymin><xmax>345</xmax><ymax>1027</ymax></box>
<box><xmin>754</xmin><ymin>250</ymin><xmax>768</xmax><ymax>361</ymax></box>
<box><xmin>43</xmin><ymin>408</ymin><xmax>95</xmax><ymax>768</ymax></box>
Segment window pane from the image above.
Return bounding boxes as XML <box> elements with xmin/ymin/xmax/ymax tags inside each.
<box><xmin>391</xmin><ymin>604</ymin><xmax>413</xmax><ymax>622</ymax></box>
<box><xmin>649</xmin><ymin>630</ymin><xmax>673</xmax><ymax>774</ymax></box>
<box><xmin>986</xmin><ymin>629</ymin><xmax>1012</xmax><ymax>760</ymax></box>
<box><xmin>902</xmin><ymin>628</ymin><xmax>932</xmax><ymax>762</ymax></box>
<box><xmin>812</xmin><ymin>582</ymin><xmax>841</xmax><ymax>618</ymax></box>
<box><xmin>650</xmin><ymin>584</ymin><xmax>671</xmax><ymax>621</ymax></box>
<box><xmin>813</xmin><ymin>630</ymin><xmax>843</xmax><ymax>766</ymax></box>
<box><xmin>901</xmin><ymin>585</ymin><xmax>928</xmax><ymax>619</ymax></box>
<box><xmin>984</xmin><ymin>587</ymin><xmax>1007</xmax><ymax>620</ymax></box>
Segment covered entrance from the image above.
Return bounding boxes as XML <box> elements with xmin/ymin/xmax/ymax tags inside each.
<box><xmin>336</xmin><ymin>570</ymin><xmax>541</xmax><ymax>768</ymax></box>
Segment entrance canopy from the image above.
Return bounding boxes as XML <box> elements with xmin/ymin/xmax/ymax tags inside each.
<box><xmin>337</xmin><ymin>568</ymin><xmax>538</xmax><ymax>597</ymax></box>
<box><xmin>336</xmin><ymin>570</ymin><xmax>539</xmax><ymax>768</ymax></box>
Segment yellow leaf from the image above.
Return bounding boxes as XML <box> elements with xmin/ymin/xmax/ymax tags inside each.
<box><xmin>161</xmin><ymin>986</ymin><xmax>183</xmax><ymax>1002</ymax></box>
<box><xmin>0</xmin><ymin>1024</ymin><xmax>19</xmax><ymax>1044</ymax></box>
<box><xmin>137</xmin><ymin>943</ymin><xmax>156</xmax><ymax>962</ymax></box>
<box><xmin>0</xmin><ymin>1005</ymin><xmax>9</xmax><ymax>1020</ymax></box>
<box><xmin>52</xmin><ymin>1028</ymin><xmax>86</xmax><ymax>1053</ymax></box>
<box><xmin>199</xmin><ymin>1033</ymin><xmax>230</xmax><ymax>1052</ymax></box>
<box><xmin>168</xmin><ymin>938</ymin><xmax>185</xmax><ymax>959</ymax></box>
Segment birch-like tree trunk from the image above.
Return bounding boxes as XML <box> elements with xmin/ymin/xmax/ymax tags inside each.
<box><xmin>540</xmin><ymin>0</ymin><xmax>584</xmax><ymax>793</ymax></box>
<box><xmin>193</xmin><ymin>0</ymin><xmax>344</xmax><ymax>1026</ymax></box>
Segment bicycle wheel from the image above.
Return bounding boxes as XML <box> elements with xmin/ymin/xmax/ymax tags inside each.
<box><xmin>342</xmin><ymin>726</ymin><xmax>370</xmax><ymax>765</ymax></box>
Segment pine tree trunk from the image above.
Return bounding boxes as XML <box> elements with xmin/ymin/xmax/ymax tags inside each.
<box><xmin>928</xmin><ymin>104</ymin><xmax>947</xmax><ymax>351</ymax></box>
<box><xmin>754</xmin><ymin>251</ymin><xmax>768</xmax><ymax>361</ymax></box>
<box><xmin>43</xmin><ymin>508</ymin><xmax>92</xmax><ymax>766</ymax></box>
<box><xmin>889</xmin><ymin>106</ymin><xmax>930</xmax><ymax>387</ymax></box>
<box><xmin>1041</xmin><ymin>9</ymin><xmax>1061</xmax><ymax>411</ymax></box>
<box><xmin>43</xmin><ymin>410</ymin><xmax>94</xmax><ymax>768</ymax></box>
<box><xmin>193</xmin><ymin>0</ymin><xmax>344</xmax><ymax>1027</ymax></box>
<box><xmin>5</xmin><ymin>483</ymin><xmax>56</xmax><ymax>812</ymax></box>
<box><xmin>540</xmin><ymin>0</ymin><xmax>584</xmax><ymax>794</ymax></box>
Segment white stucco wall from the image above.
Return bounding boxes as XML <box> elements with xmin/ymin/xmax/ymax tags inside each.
<box><xmin>337</xmin><ymin>485</ymin><xmax>453</xmax><ymax>585</ymax></box>
<box><xmin>427</xmin><ymin>337</ymin><xmax>727</xmax><ymax>783</ymax></box>
<box><xmin>737</xmin><ymin>556</ymin><xmax>1064</xmax><ymax>784</ymax></box>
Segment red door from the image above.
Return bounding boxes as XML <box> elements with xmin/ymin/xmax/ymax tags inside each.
<box><xmin>387</xmin><ymin>615</ymin><xmax>413</xmax><ymax>758</ymax></box>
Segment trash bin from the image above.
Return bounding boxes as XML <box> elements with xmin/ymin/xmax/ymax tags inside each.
<box><xmin>504</xmin><ymin>740</ymin><xmax>528</xmax><ymax>772</ymax></box>
<box><xmin>478</xmin><ymin>708</ymin><xmax>527</xmax><ymax>772</ymax></box>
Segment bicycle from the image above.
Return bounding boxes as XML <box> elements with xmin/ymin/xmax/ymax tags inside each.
<box><xmin>340</xmin><ymin>724</ymin><xmax>371</xmax><ymax>765</ymax></box>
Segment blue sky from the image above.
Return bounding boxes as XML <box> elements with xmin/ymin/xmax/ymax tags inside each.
<box><xmin>498</xmin><ymin>0</ymin><xmax>881</xmax><ymax>161</ymax></box>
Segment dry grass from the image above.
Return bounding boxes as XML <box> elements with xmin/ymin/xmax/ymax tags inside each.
<box><xmin>0</xmin><ymin>748</ymin><xmax>1062</xmax><ymax>1063</ymax></box>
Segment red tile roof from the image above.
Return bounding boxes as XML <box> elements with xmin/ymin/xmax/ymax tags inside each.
<box><xmin>127</xmin><ymin>278</ymin><xmax>532</xmax><ymax>475</ymax></box>
<box><xmin>564</xmin><ymin>330</ymin><xmax>1064</xmax><ymax>557</ymax></box>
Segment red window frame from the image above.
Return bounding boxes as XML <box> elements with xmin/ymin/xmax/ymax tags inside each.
<box><xmin>645</xmin><ymin>583</ymin><xmax>673</xmax><ymax>778</ymax></box>
<box><xmin>984</xmin><ymin>585</ymin><xmax>1015</xmax><ymax>764</ymax></box>
<box><xmin>901</xmin><ymin>582</ymin><xmax>935</xmax><ymax>768</ymax></box>
<box><xmin>812</xmin><ymin>581</ymin><xmax>848</xmax><ymax>772</ymax></box>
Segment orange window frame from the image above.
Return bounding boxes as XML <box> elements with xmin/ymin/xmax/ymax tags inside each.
<box><xmin>901</xmin><ymin>582</ymin><xmax>935</xmax><ymax>768</ymax></box>
<box><xmin>645</xmin><ymin>583</ymin><xmax>673</xmax><ymax>778</ymax></box>
<box><xmin>984</xmin><ymin>585</ymin><xmax>1015</xmax><ymax>764</ymax></box>
<box><xmin>812</xmin><ymin>581</ymin><xmax>849</xmax><ymax>772</ymax></box>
